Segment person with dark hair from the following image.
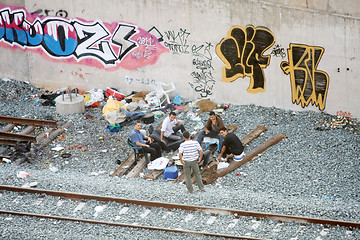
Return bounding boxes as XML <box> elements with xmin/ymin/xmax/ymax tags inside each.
<box><xmin>131</xmin><ymin>121</ymin><xmax>162</xmax><ymax>161</ymax></box>
<box><xmin>179</xmin><ymin>131</ymin><xmax>209</xmax><ymax>193</ymax></box>
<box><xmin>160</xmin><ymin>111</ymin><xmax>186</xmax><ymax>144</ymax></box>
<box><xmin>197</xmin><ymin>111</ymin><xmax>224</xmax><ymax>150</ymax></box>
<box><xmin>217</xmin><ymin>127</ymin><xmax>244</xmax><ymax>162</ymax></box>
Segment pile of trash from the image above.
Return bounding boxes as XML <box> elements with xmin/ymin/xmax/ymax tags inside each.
<box><xmin>315</xmin><ymin>115</ymin><xmax>359</xmax><ymax>133</ymax></box>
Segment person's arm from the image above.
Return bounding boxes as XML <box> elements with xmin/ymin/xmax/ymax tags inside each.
<box><xmin>203</xmin><ymin>119</ymin><xmax>211</xmax><ymax>134</ymax></box>
<box><xmin>135</xmin><ymin>140</ymin><xmax>149</xmax><ymax>148</ymax></box>
<box><xmin>217</xmin><ymin>145</ymin><xmax>226</xmax><ymax>161</ymax></box>
<box><xmin>160</xmin><ymin>131</ymin><xmax>166</xmax><ymax>144</ymax></box>
<box><xmin>215</xmin><ymin>116</ymin><xmax>225</xmax><ymax>132</ymax></box>
<box><xmin>197</xmin><ymin>149</ymin><xmax>203</xmax><ymax>163</ymax></box>
<box><xmin>161</xmin><ymin>118</ymin><xmax>168</xmax><ymax>143</ymax></box>
<box><xmin>179</xmin><ymin>152</ymin><xmax>185</xmax><ymax>165</ymax></box>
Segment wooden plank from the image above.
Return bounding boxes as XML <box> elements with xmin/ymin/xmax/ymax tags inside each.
<box><xmin>126</xmin><ymin>158</ymin><xmax>147</xmax><ymax>178</ymax></box>
<box><xmin>20</xmin><ymin>126</ymin><xmax>35</xmax><ymax>135</ymax></box>
<box><xmin>37</xmin><ymin>122</ymin><xmax>73</xmax><ymax>149</ymax></box>
<box><xmin>241</xmin><ymin>126</ymin><xmax>268</xmax><ymax>146</ymax></box>
<box><xmin>202</xmin><ymin>133</ymin><xmax>287</xmax><ymax>185</ymax></box>
<box><xmin>110</xmin><ymin>153</ymin><xmax>137</xmax><ymax>177</ymax></box>
<box><xmin>0</xmin><ymin>124</ymin><xmax>15</xmax><ymax>132</ymax></box>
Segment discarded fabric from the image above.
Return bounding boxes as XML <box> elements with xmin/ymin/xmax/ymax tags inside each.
<box><xmin>17</xmin><ymin>171</ymin><xmax>30</xmax><ymax>178</ymax></box>
<box><xmin>147</xmin><ymin>157</ymin><xmax>169</xmax><ymax>170</ymax></box>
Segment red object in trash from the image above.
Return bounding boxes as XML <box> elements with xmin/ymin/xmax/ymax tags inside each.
<box><xmin>236</xmin><ymin>173</ymin><xmax>240</xmax><ymax>176</ymax></box>
<box><xmin>105</xmin><ymin>87</ymin><xmax>125</xmax><ymax>101</ymax></box>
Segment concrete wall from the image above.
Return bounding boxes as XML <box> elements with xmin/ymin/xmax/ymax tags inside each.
<box><xmin>0</xmin><ymin>0</ymin><xmax>359</xmax><ymax>119</ymax></box>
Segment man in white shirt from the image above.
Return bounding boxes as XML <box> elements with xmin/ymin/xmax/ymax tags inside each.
<box><xmin>160</xmin><ymin>111</ymin><xmax>186</xmax><ymax>144</ymax></box>
<box><xmin>179</xmin><ymin>131</ymin><xmax>207</xmax><ymax>193</ymax></box>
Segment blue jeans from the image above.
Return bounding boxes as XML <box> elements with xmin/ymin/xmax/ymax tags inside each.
<box><xmin>197</xmin><ymin>129</ymin><xmax>223</xmax><ymax>150</ymax></box>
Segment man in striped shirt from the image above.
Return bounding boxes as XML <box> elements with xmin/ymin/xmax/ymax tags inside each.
<box><xmin>179</xmin><ymin>131</ymin><xmax>209</xmax><ymax>193</ymax></box>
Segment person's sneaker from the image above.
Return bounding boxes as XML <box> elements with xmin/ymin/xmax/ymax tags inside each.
<box><xmin>188</xmin><ymin>190</ymin><xmax>194</xmax><ymax>193</ymax></box>
<box><xmin>234</xmin><ymin>152</ymin><xmax>245</xmax><ymax>161</ymax></box>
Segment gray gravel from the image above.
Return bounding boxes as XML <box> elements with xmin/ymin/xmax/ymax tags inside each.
<box><xmin>0</xmin><ymin>78</ymin><xmax>359</xmax><ymax>239</ymax></box>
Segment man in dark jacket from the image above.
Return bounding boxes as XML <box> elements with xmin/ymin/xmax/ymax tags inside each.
<box><xmin>197</xmin><ymin>111</ymin><xmax>224</xmax><ymax>150</ymax></box>
<box><xmin>217</xmin><ymin>127</ymin><xmax>244</xmax><ymax>162</ymax></box>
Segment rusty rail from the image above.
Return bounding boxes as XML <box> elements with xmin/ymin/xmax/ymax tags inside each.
<box><xmin>0</xmin><ymin>210</ymin><xmax>265</xmax><ymax>240</ymax></box>
<box><xmin>0</xmin><ymin>115</ymin><xmax>57</xmax><ymax>127</ymax></box>
<box><xmin>1</xmin><ymin>185</ymin><xmax>359</xmax><ymax>229</ymax></box>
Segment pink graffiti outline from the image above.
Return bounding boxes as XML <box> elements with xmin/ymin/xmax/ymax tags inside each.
<box><xmin>0</xmin><ymin>5</ymin><xmax>169</xmax><ymax>71</ymax></box>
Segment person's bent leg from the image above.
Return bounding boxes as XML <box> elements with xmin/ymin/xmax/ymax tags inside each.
<box><xmin>217</xmin><ymin>133</ymin><xmax>224</xmax><ymax>150</ymax></box>
<box><xmin>202</xmin><ymin>150</ymin><xmax>211</xmax><ymax>166</ymax></box>
<box><xmin>183</xmin><ymin>162</ymin><xmax>193</xmax><ymax>192</ymax></box>
<box><xmin>173</xmin><ymin>124</ymin><xmax>185</xmax><ymax>134</ymax></box>
<box><xmin>142</xmin><ymin>146</ymin><xmax>156</xmax><ymax>161</ymax></box>
<box><xmin>196</xmin><ymin>130</ymin><xmax>206</xmax><ymax>144</ymax></box>
<box><xmin>167</xmin><ymin>134</ymin><xmax>182</xmax><ymax>142</ymax></box>
<box><xmin>150</xmin><ymin>142</ymin><xmax>162</xmax><ymax>159</ymax></box>
<box><xmin>191</xmin><ymin>161</ymin><xmax>204</xmax><ymax>190</ymax></box>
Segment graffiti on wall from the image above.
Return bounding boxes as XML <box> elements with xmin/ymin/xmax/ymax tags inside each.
<box><xmin>271</xmin><ymin>44</ymin><xmax>286</xmax><ymax>58</ymax></box>
<box><xmin>281</xmin><ymin>43</ymin><xmax>329</xmax><ymax>111</ymax></box>
<box><xmin>0</xmin><ymin>6</ymin><xmax>168</xmax><ymax>70</ymax></box>
<box><xmin>164</xmin><ymin>28</ymin><xmax>190</xmax><ymax>54</ymax></box>
<box><xmin>31</xmin><ymin>8</ymin><xmax>68</xmax><ymax>18</ymax></box>
<box><xmin>125</xmin><ymin>76</ymin><xmax>156</xmax><ymax>86</ymax></box>
<box><xmin>216</xmin><ymin>25</ymin><xmax>275</xmax><ymax>93</ymax></box>
<box><xmin>189</xmin><ymin>42</ymin><xmax>215</xmax><ymax>98</ymax></box>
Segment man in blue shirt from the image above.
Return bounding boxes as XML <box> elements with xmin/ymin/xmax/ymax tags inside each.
<box><xmin>131</xmin><ymin>120</ymin><xmax>161</xmax><ymax>161</ymax></box>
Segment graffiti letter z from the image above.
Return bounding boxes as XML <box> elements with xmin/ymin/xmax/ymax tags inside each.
<box><xmin>73</xmin><ymin>21</ymin><xmax>117</xmax><ymax>64</ymax></box>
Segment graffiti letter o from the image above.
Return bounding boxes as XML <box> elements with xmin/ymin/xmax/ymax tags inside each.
<box><xmin>42</xmin><ymin>20</ymin><xmax>78</xmax><ymax>56</ymax></box>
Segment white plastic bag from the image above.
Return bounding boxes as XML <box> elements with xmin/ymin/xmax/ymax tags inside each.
<box><xmin>147</xmin><ymin>157</ymin><xmax>169</xmax><ymax>170</ymax></box>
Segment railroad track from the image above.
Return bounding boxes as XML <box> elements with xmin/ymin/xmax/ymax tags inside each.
<box><xmin>1</xmin><ymin>185</ymin><xmax>359</xmax><ymax>239</ymax></box>
<box><xmin>0</xmin><ymin>115</ymin><xmax>72</xmax><ymax>164</ymax></box>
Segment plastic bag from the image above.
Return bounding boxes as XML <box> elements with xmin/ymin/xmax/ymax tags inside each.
<box><xmin>84</xmin><ymin>89</ymin><xmax>104</xmax><ymax>107</ymax></box>
<box><xmin>172</xmin><ymin>95</ymin><xmax>182</xmax><ymax>105</ymax></box>
<box><xmin>147</xmin><ymin>157</ymin><xmax>169</xmax><ymax>170</ymax></box>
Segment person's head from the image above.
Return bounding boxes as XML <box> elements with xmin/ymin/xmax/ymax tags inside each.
<box><xmin>209</xmin><ymin>111</ymin><xmax>216</xmax><ymax>121</ymax></box>
<box><xmin>182</xmin><ymin>130</ymin><xmax>190</xmax><ymax>140</ymax></box>
<box><xmin>219</xmin><ymin>127</ymin><xmax>228</xmax><ymax>137</ymax></box>
<box><xmin>169</xmin><ymin>111</ymin><xmax>176</xmax><ymax>121</ymax></box>
<box><xmin>134</xmin><ymin>120</ymin><xmax>142</xmax><ymax>131</ymax></box>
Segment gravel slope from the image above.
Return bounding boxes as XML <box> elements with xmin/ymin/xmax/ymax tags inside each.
<box><xmin>0</xmin><ymin>79</ymin><xmax>359</xmax><ymax>239</ymax></box>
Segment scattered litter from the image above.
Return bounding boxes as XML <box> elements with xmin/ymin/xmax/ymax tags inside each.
<box><xmin>29</xmin><ymin>182</ymin><xmax>38</xmax><ymax>187</ymax></box>
<box><xmin>94</xmin><ymin>205</ymin><xmax>106</xmax><ymax>217</ymax></box>
<box><xmin>17</xmin><ymin>171</ymin><xmax>30</xmax><ymax>178</ymax></box>
<box><xmin>49</xmin><ymin>166</ymin><xmax>59</xmax><ymax>172</ymax></box>
<box><xmin>2</xmin><ymin>158</ymin><xmax>11</xmax><ymax>163</ymax></box>
<box><xmin>51</xmin><ymin>146</ymin><xmax>64</xmax><ymax>151</ymax></box>
<box><xmin>61</xmin><ymin>152</ymin><xmax>71</xmax><ymax>158</ymax></box>
<box><xmin>148</xmin><ymin>157</ymin><xmax>169</xmax><ymax>170</ymax></box>
<box><xmin>217</xmin><ymin>162</ymin><xmax>229</xmax><ymax>169</ymax></box>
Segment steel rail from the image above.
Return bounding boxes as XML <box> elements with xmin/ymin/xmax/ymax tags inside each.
<box><xmin>0</xmin><ymin>210</ymin><xmax>266</xmax><ymax>240</ymax></box>
<box><xmin>0</xmin><ymin>115</ymin><xmax>58</xmax><ymax>127</ymax></box>
<box><xmin>0</xmin><ymin>132</ymin><xmax>36</xmax><ymax>142</ymax></box>
<box><xmin>1</xmin><ymin>185</ymin><xmax>359</xmax><ymax>229</ymax></box>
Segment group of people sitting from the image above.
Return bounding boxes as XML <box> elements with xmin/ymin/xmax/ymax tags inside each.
<box><xmin>130</xmin><ymin>111</ymin><xmax>245</xmax><ymax>193</ymax></box>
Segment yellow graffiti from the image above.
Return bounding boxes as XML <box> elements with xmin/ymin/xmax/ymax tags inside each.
<box><xmin>281</xmin><ymin>43</ymin><xmax>329</xmax><ymax>111</ymax></box>
<box><xmin>216</xmin><ymin>25</ymin><xmax>275</xmax><ymax>93</ymax></box>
